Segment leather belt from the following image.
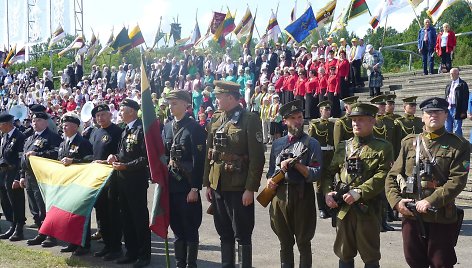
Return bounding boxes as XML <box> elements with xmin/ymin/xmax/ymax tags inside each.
<box><xmin>321</xmin><ymin>145</ymin><xmax>334</xmax><ymax>151</ymax></box>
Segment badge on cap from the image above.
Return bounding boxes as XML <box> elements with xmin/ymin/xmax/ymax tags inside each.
<box><xmin>432</xmin><ymin>99</ymin><xmax>438</xmax><ymax>106</ymax></box>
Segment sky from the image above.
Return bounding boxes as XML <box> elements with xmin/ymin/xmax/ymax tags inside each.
<box><xmin>1</xmin><ymin>0</ymin><xmax>432</xmax><ymax>49</ymax></box>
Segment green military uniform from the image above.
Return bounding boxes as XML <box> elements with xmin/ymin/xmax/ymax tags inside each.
<box><xmin>203</xmin><ymin>81</ymin><xmax>265</xmax><ymax>267</ymax></box>
<box><xmin>385</xmin><ymin>94</ymin><xmax>402</xmax><ymax>121</ymax></box>
<box><xmin>308</xmin><ymin>100</ymin><xmax>334</xmax><ymax>219</ymax></box>
<box><xmin>370</xmin><ymin>95</ymin><xmax>395</xmax><ymax>142</ymax></box>
<box><xmin>267</xmin><ymin>99</ymin><xmax>323</xmax><ymax>268</ymax></box>
<box><xmin>385</xmin><ymin>97</ymin><xmax>470</xmax><ymax>268</ymax></box>
<box><xmin>323</xmin><ymin>103</ymin><xmax>394</xmax><ymax>267</ymax></box>
<box><xmin>334</xmin><ymin>96</ymin><xmax>359</xmax><ymax>146</ymax></box>
<box><xmin>393</xmin><ymin>96</ymin><xmax>424</xmax><ymax>158</ymax></box>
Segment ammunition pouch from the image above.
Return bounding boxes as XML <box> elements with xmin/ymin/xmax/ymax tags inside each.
<box><xmin>170</xmin><ymin>144</ymin><xmax>185</xmax><ymax>162</ymax></box>
<box><xmin>208</xmin><ymin>149</ymin><xmax>248</xmax><ymax>173</ymax></box>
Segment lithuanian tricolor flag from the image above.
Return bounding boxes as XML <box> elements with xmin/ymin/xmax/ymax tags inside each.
<box><xmin>29</xmin><ymin>156</ymin><xmax>113</xmax><ymax>246</ymax></box>
<box><xmin>140</xmin><ymin>57</ymin><xmax>169</xmax><ymax>239</ymax></box>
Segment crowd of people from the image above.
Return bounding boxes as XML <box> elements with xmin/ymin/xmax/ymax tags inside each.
<box><xmin>0</xmin><ymin>24</ymin><xmax>469</xmax><ymax>268</ymax></box>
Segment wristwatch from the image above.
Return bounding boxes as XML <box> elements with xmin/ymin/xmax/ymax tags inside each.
<box><xmin>191</xmin><ymin>188</ymin><xmax>199</xmax><ymax>192</ymax></box>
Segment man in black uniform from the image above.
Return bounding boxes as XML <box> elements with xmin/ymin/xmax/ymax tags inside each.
<box><xmin>0</xmin><ymin>113</ymin><xmax>26</xmax><ymax>241</ymax></box>
<box><xmin>20</xmin><ymin>112</ymin><xmax>62</xmax><ymax>247</ymax></box>
<box><xmin>57</xmin><ymin>113</ymin><xmax>94</xmax><ymax>255</ymax></box>
<box><xmin>107</xmin><ymin>99</ymin><xmax>151</xmax><ymax>268</ymax></box>
<box><xmin>163</xmin><ymin>90</ymin><xmax>206</xmax><ymax>268</ymax></box>
<box><xmin>88</xmin><ymin>104</ymin><xmax>124</xmax><ymax>261</ymax></box>
<box><xmin>21</xmin><ymin>118</ymin><xmax>34</xmax><ymax>138</ymax></box>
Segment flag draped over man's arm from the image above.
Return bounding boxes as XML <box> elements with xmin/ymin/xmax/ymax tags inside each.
<box><xmin>140</xmin><ymin>56</ymin><xmax>170</xmax><ymax>239</ymax></box>
<box><xmin>29</xmin><ymin>156</ymin><xmax>114</xmax><ymax>247</ymax></box>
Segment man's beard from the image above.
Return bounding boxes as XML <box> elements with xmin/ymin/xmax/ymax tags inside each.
<box><xmin>288</xmin><ymin>125</ymin><xmax>302</xmax><ymax>137</ymax></box>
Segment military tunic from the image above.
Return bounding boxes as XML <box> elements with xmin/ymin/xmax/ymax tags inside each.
<box><xmin>385</xmin><ymin>128</ymin><xmax>469</xmax><ymax>268</ymax></box>
<box><xmin>266</xmin><ymin>133</ymin><xmax>322</xmax><ymax>266</ymax></box>
<box><xmin>324</xmin><ymin>135</ymin><xmax>393</xmax><ymax>264</ymax></box>
<box><xmin>385</xmin><ymin>112</ymin><xmax>401</xmax><ymax>121</ymax></box>
<box><xmin>373</xmin><ymin>114</ymin><xmax>395</xmax><ymax>143</ymax></box>
<box><xmin>203</xmin><ymin>106</ymin><xmax>265</xmax><ymax>246</ymax></box>
<box><xmin>393</xmin><ymin>114</ymin><xmax>423</xmax><ymax>158</ymax></box>
<box><xmin>333</xmin><ymin>115</ymin><xmax>353</xmax><ymax>146</ymax></box>
<box><xmin>308</xmin><ymin>118</ymin><xmax>335</xmax><ymax>194</ymax></box>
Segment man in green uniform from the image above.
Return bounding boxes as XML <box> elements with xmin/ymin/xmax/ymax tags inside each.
<box><xmin>385</xmin><ymin>94</ymin><xmax>401</xmax><ymax>121</ymax></box>
<box><xmin>370</xmin><ymin>95</ymin><xmax>396</xmax><ymax>231</ymax></box>
<box><xmin>334</xmin><ymin>96</ymin><xmax>359</xmax><ymax>146</ymax></box>
<box><xmin>393</xmin><ymin>96</ymin><xmax>424</xmax><ymax>158</ymax></box>
<box><xmin>203</xmin><ymin>81</ymin><xmax>265</xmax><ymax>268</ymax></box>
<box><xmin>266</xmin><ymin>99</ymin><xmax>322</xmax><ymax>268</ymax></box>
<box><xmin>324</xmin><ymin>103</ymin><xmax>393</xmax><ymax>268</ymax></box>
<box><xmin>385</xmin><ymin>97</ymin><xmax>469</xmax><ymax>268</ymax></box>
<box><xmin>308</xmin><ymin>100</ymin><xmax>334</xmax><ymax>219</ymax></box>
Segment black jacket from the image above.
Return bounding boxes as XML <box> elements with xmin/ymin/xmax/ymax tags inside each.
<box><xmin>58</xmin><ymin>134</ymin><xmax>93</xmax><ymax>163</ymax></box>
<box><xmin>0</xmin><ymin>128</ymin><xmax>25</xmax><ymax>182</ymax></box>
<box><xmin>445</xmin><ymin>78</ymin><xmax>469</xmax><ymax>120</ymax></box>
<box><xmin>21</xmin><ymin>128</ymin><xmax>62</xmax><ymax>178</ymax></box>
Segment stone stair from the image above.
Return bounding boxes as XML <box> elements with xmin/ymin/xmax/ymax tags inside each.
<box><xmin>352</xmin><ymin>65</ymin><xmax>472</xmax><ymax>205</ymax></box>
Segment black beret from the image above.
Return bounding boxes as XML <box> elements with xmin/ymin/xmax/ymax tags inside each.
<box><xmin>120</xmin><ymin>99</ymin><xmax>140</xmax><ymax>111</ymax></box>
<box><xmin>419</xmin><ymin>97</ymin><xmax>448</xmax><ymax>112</ymax></box>
<box><xmin>29</xmin><ymin>104</ymin><xmax>47</xmax><ymax>112</ymax></box>
<box><xmin>91</xmin><ymin>104</ymin><xmax>110</xmax><ymax>118</ymax></box>
<box><xmin>62</xmin><ymin>114</ymin><xmax>81</xmax><ymax>125</ymax></box>
<box><xmin>32</xmin><ymin>112</ymin><xmax>49</xmax><ymax>120</ymax></box>
<box><xmin>0</xmin><ymin>113</ymin><xmax>14</xmax><ymax>123</ymax></box>
<box><xmin>165</xmin><ymin>90</ymin><xmax>192</xmax><ymax>103</ymax></box>
<box><xmin>279</xmin><ymin>100</ymin><xmax>303</xmax><ymax>118</ymax></box>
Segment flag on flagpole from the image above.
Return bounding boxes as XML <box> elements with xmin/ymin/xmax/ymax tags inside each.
<box><xmin>97</xmin><ymin>29</ymin><xmax>114</xmax><ymax>57</ymax></box>
<box><xmin>245</xmin><ymin>11</ymin><xmax>257</xmax><ymax>47</ymax></box>
<box><xmin>370</xmin><ymin>0</ymin><xmax>409</xmax><ymax>29</ymax></box>
<box><xmin>210</xmin><ymin>12</ymin><xmax>227</xmax><ymax>34</ymax></box>
<box><xmin>284</xmin><ymin>6</ymin><xmax>318</xmax><ymax>43</ymax></box>
<box><xmin>121</xmin><ymin>24</ymin><xmax>145</xmax><ymax>53</ymax></box>
<box><xmin>329</xmin><ymin>6</ymin><xmax>349</xmax><ymax>34</ymax></box>
<box><xmin>8</xmin><ymin>46</ymin><xmax>25</xmax><ymax>65</ymax></box>
<box><xmin>213</xmin><ymin>10</ymin><xmax>235</xmax><ymax>47</ymax></box>
<box><xmin>170</xmin><ymin>23</ymin><xmax>182</xmax><ymax>43</ymax></box>
<box><xmin>234</xmin><ymin>7</ymin><xmax>254</xmax><ymax>40</ymax></box>
<box><xmin>408</xmin><ymin>0</ymin><xmax>424</xmax><ymax>8</ymax></box>
<box><xmin>29</xmin><ymin>156</ymin><xmax>113</xmax><ymax>247</ymax></box>
<box><xmin>348</xmin><ymin>0</ymin><xmax>371</xmax><ymax>20</ymax></box>
<box><xmin>149</xmin><ymin>17</ymin><xmax>164</xmax><ymax>50</ymax></box>
<box><xmin>427</xmin><ymin>0</ymin><xmax>460</xmax><ymax>24</ymax></box>
<box><xmin>286</xmin><ymin>0</ymin><xmax>298</xmax><ymax>44</ymax></box>
<box><xmin>140</xmin><ymin>56</ymin><xmax>169</xmax><ymax>239</ymax></box>
<box><xmin>48</xmin><ymin>25</ymin><xmax>65</xmax><ymax>49</ymax></box>
<box><xmin>58</xmin><ymin>35</ymin><xmax>85</xmax><ymax>57</ymax></box>
<box><xmin>3</xmin><ymin>45</ymin><xmax>16</xmax><ymax>66</ymax></box>
<box><xmin>315</xmin><ymin>0</ymin><xmax>337</xmax><ymax>26</ymax></box>
<box><xmin>86</xmin><ymin>32</ymin><xmax>98</xmax><ymax>59</ymax></box>
<box><xmin>266</xmin><ymin>11</ymin><xmax>282</xmax><ymax>43</ymax></box>
<box><xmin>179</xmin><ymin>19</ymin><xmax>201</xmax><ymax>50</ymax></box>
<box><xmin>111</xmin><ymin>27</ymin><xmax>132</xmax><ymax>53</ymax></box>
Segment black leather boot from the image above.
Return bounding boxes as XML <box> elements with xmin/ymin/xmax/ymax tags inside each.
<box><xmin>238</xmin><ymin>244</ymin><xmax>252</xmax><ymax>268</ymax></box>
<box><xmin>364</xmin><ymin>261</ymin><xmax>380</xmax><ymax>268</ymax></box>
<box><xmin>27</xmin><ymin>234</ymin><xmax>46</xmax><ymax>245</ymax></box>
<box><xmin>221</xmin><ymin>242</ymin><xmax>235</xmax><ymax>268</ymax></box>
<box><xmin>0</xmin><ymin>224</ymin><xmax>15</xmax><ymax>239</ymax></box>
<box><xmin>339</xmin><ymin>259</ymin><xmax>354</xmax><ymax>268</ymax></box>
<box><xmin>186</xmin><ymin>242</ymin><xmax>199</xmax><ymax>268</ymax></box>
<box><xmin>9</xmin><ymin>224</ymin><xmax>24</xmax><ymax>241</ymax></box>
<box><xmin>174</xmin><ymin>240</ymin><xmax>187</xmax><ymax>268</ymax></box>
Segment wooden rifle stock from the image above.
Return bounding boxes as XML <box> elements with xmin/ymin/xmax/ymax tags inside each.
<box><xmin>257</xmin><ymin>148</ymin><xmax>309</xmax><ymax>207</ymax></box>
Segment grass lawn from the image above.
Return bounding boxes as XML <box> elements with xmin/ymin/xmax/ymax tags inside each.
<box><xmin>0</xmin><ymin>241</ymin><xmax>88</xmax><ymax>267</ymax></box>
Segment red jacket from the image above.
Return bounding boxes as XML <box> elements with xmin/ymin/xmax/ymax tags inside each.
<box><xmin>294</xmin><ymin>77</ymin><xmax>307</xmax><ymax>96</ymax></box>
<box><xmin>325</xmin><ymin>59</ymin><xmax>338</xmax><ymax>73</ymax></box>
<box><xmin>327</xmin><ymin>73</ymin><xmax>340</xmax><ymax>94</ymax></box>
<box><xmin>336</xmin><ymin>59</ymin><xmax>350</xmax><ymax>79</ymax></box>
<box><xmin>285</xmin><ymin>74</ymin><xmax>298</xmax><ymax>92</ymax></box>
<box><xmin>317</xmin><ymin>74</ymin><xmax>328</xmax><ymax>94</ymax></box>
<box><xmin>274</xmin><ymin>76</ymin><xmax>285</xmax><ymax>93</ymax></box>
<box><xmin>435</xmin><ymin>31</ymin><xmax>456</xmax><ymax>56</ymax></box>
<box><xmin>305</xmin><ymin>77</ymin><xmax>319</xmax><ymax>94</ymax></box>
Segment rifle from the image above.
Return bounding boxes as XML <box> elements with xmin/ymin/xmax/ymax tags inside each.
<box><xmin>257</xmin><ymin>148</ymin><xmax>309</xmax><ymax>208</ymax></box>
<box><xmin>329</xmin><ymin>175</ymin><xmax>365</xmax><ymax>227</ymax></box>
<box><xmin>405</xmin><ymin>201</ymin><xmax>437</xmax><ymax>239</ymax></box>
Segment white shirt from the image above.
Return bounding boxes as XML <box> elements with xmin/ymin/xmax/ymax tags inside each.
<box><xmin>448</xmin><ymin>78</ymin><xmax>459</xmax><ymax>106</ymax></box>
<box><xmin>441</xmin><ymin>34</ymin><xmax>448</xmax><ymax>47</ymax></box>
<box><xmin>354</xmin><ymin>44</ymin><xmax>366</xmax><ymax>60</ymax></box>
<box><xmin>7</xmin><ymin>127</ymin><xmax>16</xmax><ymax>138</ymax></box>
<box><xmin>65</xmin><ymin>133</ymin><xmax>77</xmax><ymax>145</ymax></box>
<box><xmin>127</xmin><ymin>119</ymin><xmax>138</xmax><ymax>130</ymax></box>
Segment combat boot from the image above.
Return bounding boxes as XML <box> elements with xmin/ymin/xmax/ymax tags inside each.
<box><xmin>186</xmin><ymin>242</ymin><xmax>199</xmax><ymax>268</ymax></box>
<box><xmin>238</xmin><ymin>244</ymin><xmax>252</xmax><ymax>268</ymax></box>
<box><xmin>316</xmin><ymin>191</ymin><xmax>330</xmax><ymax>219</ymax></box>
<box><xmin>8</xmin><ymin>224</ymin><xmax>24</xmax><ymax>241</ymax></box>
<box><xmin>221</xmin><ymin>242</ymin><xmax>235</xmax><ymax>268</ymax></box>
<box><xmin>174</xmin><ymin>240</ymin><xmax>187</xmax><ymax>268</ymax></box>
<box><xmin>0</xmin><ymin>224</ymin><xmax>15</xmax><ymax>239</ymax></box>
<box><xmin>339</xmin><ymin>259</ymin><xmax>354</xmax><ymax>268</ymax></box>
<box><xmin>364</xmin><ymin>261</ymin><xmax>380</xmax><ymax>268</ymax></box>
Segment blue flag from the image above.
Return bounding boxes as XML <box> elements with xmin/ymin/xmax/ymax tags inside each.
<box><xmin>284</xmin><ymin>6</ymin><xmax>318</xmax><ymax>43</ymax></box>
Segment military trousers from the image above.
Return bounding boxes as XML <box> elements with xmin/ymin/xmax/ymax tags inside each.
<box><xmin>270</xmin><ymin>183</ymin><xmax>316</xmax><ymax>265</ymax></box>
<box><xmin>170</xmin><ymin>192</ymin><xmax>202</xmax><ymax>243</ymax></box>
<box><xmin>94</xmin><ymin>178</ymin><xmax>122</xmax><ymax>251</ymax></box>
<box><xmin>334</xmin><ymin>207</ymin><xmax>381</xmax><ymax>264</ymax></box>
<box><xmin>402</xmin><ymin>218</ymin><xmax>457</xmax><ymax>268</ymax></box>
<box><xmin>0</xmin><ymin>172</ymin><xmax>25</xmax><ymax>226</ymax></box>
<box><xmin>25</xmin><ymin>174</ymin><xmax>45</xmax><ymax>225</ymax></box>
<box><xmin>212</xmin><ymin>190</ymin><xmax>254</xmax><ymax>245</ymax></box>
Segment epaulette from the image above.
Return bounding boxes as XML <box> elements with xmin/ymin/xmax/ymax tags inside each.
<box><xmin>446</xmin><ymin>132</ymin><xmax>468</xmax><ymax>144</ymax></box>
<box><xmin>403</xmin><ymin>134</ymin><xmax>416</xmax><ymax>141</ymax></box>
<box><xmin>373</xmin><ymin>136</ymin><xmax>389</xmax><ymax>143</ymax></box>
<box><xmin>310</xmin><ymin>118</ymin><xmax>320</xmax><ymax>124</ymax></box>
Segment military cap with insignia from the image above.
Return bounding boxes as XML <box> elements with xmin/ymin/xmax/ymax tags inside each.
<box><xmin>402</xmin><ymin>96</ymin><xmax>417</xmax><ymax>105</ymax></box>
<box><xmin>120</xmin><ymin>98</ymin><xmax>140</xmax><ymax>111</ymax></box>
<box><xmin>349</xmin><ymin>103</ymin><xmax>379</xmax><ymax>117</ymax></box>
<box><xmin>0</xmin><ymin>113</ymin><xmax>14</xmax><ymax>123</ymax></box>
<box><xmin>370</xmin><ymin>95</ymin><xmax>387</xmax><ymax>105</ymax></box>
<box><xmin>341</xmin><ymin>96</ymin><xmax>359</xmax><ymax>105</ymax></box>
<box><xmin>279</xmin><ymin>100</ymin><xmax>303</xmax><ymax>118</ymax></box>
<box><xmin>32</xmin><ymin>112</ymin><xmax>49</xmax><ymax>120</ymax></box>
<box><xmin>419</xmin><ymin>97</ymin><xmax>449</xmax><ymax>112</ymax></box>
<box><xmin>29</xmin><ymin>104</ymin><xmax>47</xmax><ymax>113</ymax></box>
<box><xmin>165</xmin><ymin>90</ymin><xmax>192</xmax><ymax>103</ymax></box>
<box><xmin>61</xmin><ymin>112</ymin><xmax>81</xmax><ymax>125</ymax></box>
<box><xmin>385</xmin><ymin>94</ymin><xmax>396</xmax><ymax>103</ymax></box>
<box><xmin>213</xmin><ymin>80</ymin><xmax>241</xmax><ymax>95</ymax></box>
<box><xmin>91</xmin><ymin>104</ymin><xmax>110</xmax><ymax>118</ymax></box>
<box><xmin>317</xmin><ymin>100</ymin><xmax>332</xmax><ymax>108</ymax></box>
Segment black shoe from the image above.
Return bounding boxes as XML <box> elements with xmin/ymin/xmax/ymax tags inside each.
<box><xmin>0</xmin><ymin>226</ymin><xmax>15</xmax><ymax>239</ymax></box>
<box><xmin>103</xmin><ymin>250</ymin><xmax>123</xmax><ymax>261</ymax></box>
<box><xmin>9</xmin><ymin>231</ymin><xmax>24</xmax><ymax>242</ymax></box>
<box><xmin>73</xmin><ymin>247</ymin><xmax>90</xmax><ymax>256</ymax></box>
<box><xmin>381</xmin><ymin>222</ymin><xmax>395</xmax><ymax>232</ymax></box>
<box><xmin>94</xmin><ymin>247</ymin><xmax>111</xmax><ymax>257</ymax></box>
<box><xmin>319</xmin><ymin>210</ymin><xmax>330</xmax><ymax>219</ymax></box>
<box><xmin>133</xmin><ymin>258</ymin><xmax>151</xmax><ymax>268</ymax></box>
<box><xmin>91</xmin><ymin>231</ymin><xmax>102</xmax><ymax>240</ymax></box>
<box><xmin>61</xmin><ymin>244</ymin><xmax>78</xmax><ymax>253</ymax></box>
<box><xmin>41</xmin><ymin>236</ymin><xmax>57</xmax><ymax>247</ymax></box>
<box><xmin>116</xmin><ymin>255</ymin><xmax>138</xmax><ymax>264</ymax></box>
<box><xmin>27</xmin><ymin>234</ymin><xmax>46</xmax><ymax>245</ymax></box>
